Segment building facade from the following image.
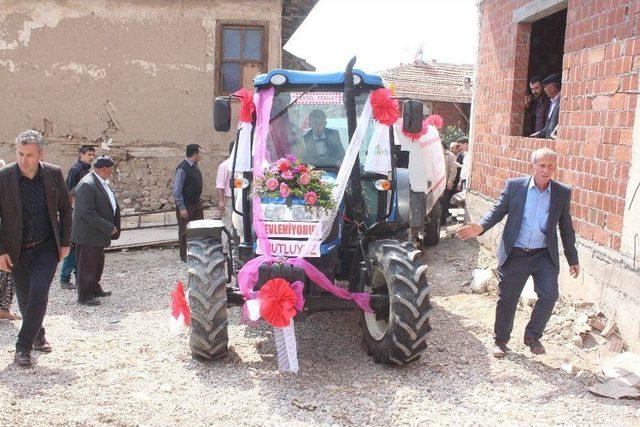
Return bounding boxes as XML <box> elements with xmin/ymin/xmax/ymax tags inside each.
<box><xmin>468</xmin><ymin>0</ymin><xmax>640</xmax><ymax>350</ymax></box>
<box><xmin>0</xmin><ymin>0</ymin><xmax>316</xmax><ymax>211</ymax></box>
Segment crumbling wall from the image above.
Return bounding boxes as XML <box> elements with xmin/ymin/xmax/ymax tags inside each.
<box><xmin>0</xmin><ymin>0</ymin><xmax>282</xmax><ymax>210</ymax></box>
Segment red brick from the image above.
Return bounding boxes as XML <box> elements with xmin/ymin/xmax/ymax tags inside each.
<box><xmin>619</xmin><ymin>128</ymin><xmax>634</xmax><ymax>146</ymax></box>
<box><xmin>607</xmin><ymin>213</ymin><xmax>624</xmax><ymax>233</ymax></box>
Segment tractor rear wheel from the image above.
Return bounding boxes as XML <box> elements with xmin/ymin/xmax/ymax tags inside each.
<box><xmin>362</xmin><ymin>240</ymin><xmax>432</xmax><ymax>365</ymax></box>
<box><xmin>187</xmin><ymin>236</ymin><xmax>229</xmax><ymax>360</ymax></box>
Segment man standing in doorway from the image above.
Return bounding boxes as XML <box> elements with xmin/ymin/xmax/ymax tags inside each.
<box><xmin>0</xmin><ymin>130</ymin><xmax>72</xmax><ymax>367</ymax></box>
<box><xmin>456</xmin><ymin>148</ymin><xmax>579</xmax><ymax>357</ymax></box>
<box><xmin>174</xmin><ymin>144</ymin><xmax>204</xmax><ymax>262</ymax></box>
<box><xmin>60</xmin><ymin>144</ymin><xmax>96</xmax><ymax>290</ymax></box>
<box><xmin>531</xmin><ymin>74</ymin><xmax>561</xmax><ymax>140</ymax></box>
<box><xmin>72</xmin><ymin>156</ymin><xmax>120</xmax><ymax>306</ymax></box>
<box><xmin>524</xmin><ymin>75</ymin><xmax>550</xmax><ymax>136</ymax></box>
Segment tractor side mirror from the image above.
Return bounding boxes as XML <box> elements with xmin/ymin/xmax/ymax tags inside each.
<box><xmin>402</xmin><ymin>100</ymin><xmax>424</xmax><ymax>134</ymax></box>
<box><xmin>213</xmin><ymin>97</ymin><xmax>231</xmax><ymax>132</ymax></box>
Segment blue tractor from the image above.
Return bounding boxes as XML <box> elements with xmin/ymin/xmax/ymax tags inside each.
<box><xmin>186</xmin><ymin>59</ymin><xmax>441</xmax><ymax>365</ymax></box>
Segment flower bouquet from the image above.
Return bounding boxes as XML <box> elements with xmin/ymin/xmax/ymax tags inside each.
<box><xmin>255</xmin><ymin>155</ymin><xmax>335</xmax><ymax>212</ymax></box>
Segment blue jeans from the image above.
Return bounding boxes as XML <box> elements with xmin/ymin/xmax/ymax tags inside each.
<box><xmin>11</xmin><ymin>238</ymin><xmax>59</xmax><ymax>352</ymax></box>
<box><xmin>60</xmin><ymin>245</ymin><xmax>77</xmax><ymax>282</ymax></box>
<box><xmin>494</xmin><ymin>248</ymin><xmax>559</xmax><ymax>342</ymax></box>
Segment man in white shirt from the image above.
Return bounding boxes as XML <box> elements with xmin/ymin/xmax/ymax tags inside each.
<box><xmin>71</xmin><ymin>156</ymin><xmax>120</xmax><ymax>306</ymax></box>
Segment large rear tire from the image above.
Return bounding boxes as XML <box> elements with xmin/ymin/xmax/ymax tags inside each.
<box><xmin>362</xmin><ymin>240</ymin><xmax>432</xmax><ymax>365</ymax></box>
<box><xmin>187</xmin><ymin>236</ymin><xmax>229</xmax><ymax>360</ymax></box>
<box><xmin>423</xmin><ymin>201</ymin><xmax>441</xmax><ymax>247</ymax></box>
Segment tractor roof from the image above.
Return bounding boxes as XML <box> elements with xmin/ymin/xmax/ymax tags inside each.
<box><xmin>254</xmin><ymin>69</ymin><xmax>384</xmax><ymax>88</ymax></box>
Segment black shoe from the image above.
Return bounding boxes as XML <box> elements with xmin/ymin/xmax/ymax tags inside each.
<box><xmin>524</xmin><ymin>337</ymin><xmax>546</xmax><ymax>355</ymax></box>
<box><xmin>60</xmin><ymin>280</ymin><xmax>76</xmax><ymax>290</ymax></box>
<box><xmin>14</xmin><ymin>350</ymin><xmax>33</xmax><ymax>367</ymax></box>
<box><xmin>95</xmin><ymin>291</ymin><xmax>112</xmax><ymax>298</ymax></box>
<box><xmin>78</xmin><ymin>298</ymin><xmax>101</xmax><ymax>306</ymax></box>
<box><xmin>33</xmin><ymin>337</ymin><xmax>52</xmax><ymax>353</ymax></box>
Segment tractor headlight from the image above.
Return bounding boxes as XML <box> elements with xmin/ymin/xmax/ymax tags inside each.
<box><xmin>374</xmin><ymin>179</ymin><xmax>392</xmax><ymax>191</ymax></box>
<box><xmin>270</xmin><ymin>74</ymin><xmax>287</xmax><ymax>85</ymax></box>
<box><xmin>234</xmin><ymin>177</ymin><xmax>250</xmax><ymax>189</ymax></box>
<box><xmin>353</xmin><ymin>74</ymin><xmax>362</xmax><ymax>85</ymax></box>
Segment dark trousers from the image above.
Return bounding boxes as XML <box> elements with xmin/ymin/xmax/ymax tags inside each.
<box><xmin>76</xmin><ymin>244</ymin><xmax>105</xmax><ymax>302</ymax></box>
<box><xmin>60</xmin><ymin>244</ymin><xmax>77</xmax><ymax>282</ymax></box>
<box><xmin>494</xmin><ymin>248</ymin><xmax>559</xmax><ymax>342</ymax></box>
<box><xmin>440</xmin><ymin>189</ymin><xmax>453</xmax><ymax>224</ymax></box>
<box><xmin>11</xmin><ymin>238</ymin><xmax>58</xmax><ymax>352</ymax></box>
<box><xmin>176</xmin><ymin>200</ymin><xmax>204</xmax><ymax>262</ymax></box>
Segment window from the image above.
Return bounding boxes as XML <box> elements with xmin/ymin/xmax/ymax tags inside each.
<box><xmin>216</xmin><ymin>23</ymin><xmax>267</xmax><ymax>95</ymax></box>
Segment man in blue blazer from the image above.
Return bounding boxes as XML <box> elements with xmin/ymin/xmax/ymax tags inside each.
<box><xmin>457</xmin><ymin>148</ymin><xmax>579</xmax><ymax>357</ymax></box>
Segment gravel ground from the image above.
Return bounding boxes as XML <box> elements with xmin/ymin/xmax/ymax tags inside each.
<box><xmin>1</xmin><ymin>236</ymin><xmax>639</xmax><ymax>425</ymax></box>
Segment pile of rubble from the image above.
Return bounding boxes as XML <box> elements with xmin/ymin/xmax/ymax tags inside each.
<box><xmin>544</xmin><ymin>301</ymin><xmax>625</xmax><ymax>354</ymax></box>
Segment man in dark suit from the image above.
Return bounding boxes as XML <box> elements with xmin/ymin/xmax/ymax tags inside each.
<box><xmin>72</xmin><ymin>156</ymin><xmax>120</xmax><ymax>306</ymax></box>
<box><xmin>531</xmin><ymin>74</ymin><xmax>561</xmax><ymax>139</ymax></box>
<box><xmin>524</xmin><ymin>75</ymin><xmax>550</xmax><ymax>136</ymax></box>
<box><xmin>457</xmin><ymin>148</ymin><xmax>579</xmax><ymax>357</ymax></box>
<box><xmin>0</xmin><ymin>130</ymin><xmax>72</xmax><ymax>367</ymax></box>
<box><xmin>302</xmin><ymin>109</ymin><xmax>345</xmax><ymax>167</ymax></box>
<box><xmin>59</xmin><ymin>144</ymin><xmax>96</xmax><ymax>290</ymax></box>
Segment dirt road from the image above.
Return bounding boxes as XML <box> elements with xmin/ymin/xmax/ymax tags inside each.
<box><xmin>1</xmin><ymin>236</ymin><xmax>639</xmax><ymax>425</ymax></box>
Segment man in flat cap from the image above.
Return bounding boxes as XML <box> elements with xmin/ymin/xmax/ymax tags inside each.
<box><xmin>531</xmin><ymin>74</ymin><xmax>561</xmax><ymax>139</ymax></box>
<box><xmin>72</xmin><ymin>155</ymin><xmax>120</xmax><ymax>306</ymax></box>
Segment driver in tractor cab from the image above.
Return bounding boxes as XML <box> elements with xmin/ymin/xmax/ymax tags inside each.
<box><xmin>302</xmin><ymin>109</ymin><xmax>345</xmax><ymax>167</ymax></box>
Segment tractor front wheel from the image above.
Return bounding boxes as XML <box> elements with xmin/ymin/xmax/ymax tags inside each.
<box><xmin>362</xmin><ymin>240</ymin><xmax>432</xmax><ymax>365</ymax></box>
<box><xmin>187</xmin><ymin>236</ymin><xmax>229</xmax><ymax>360</ymax></box>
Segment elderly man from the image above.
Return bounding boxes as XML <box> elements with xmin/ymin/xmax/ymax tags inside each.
<box><xmin>0</xmin><ymin>130</ymin><xmax>72</xmax><ymax>367</ymax></box>
<box><xmin>531</xmin><ymin>74</ymin><xmax>561</xmax><ymax>139</ymax></box>
<box><xmin>72</xmin><ymin>156</ymin><xmax>120</xmax><ymax>306</ymax></box>
<box><xmin>457</xmin><ymin>148</ymin><xmax>579</xmax><ymax>357</ymax></box>
<box><xmin>302</xmin><ymin>109</ymin><xmax>345</xmax><ymax>167</ymax></box>
<box><xmin>441</xmin><ymin>143</ymin><xmax>459</xmax><ymax>224</ymax></box>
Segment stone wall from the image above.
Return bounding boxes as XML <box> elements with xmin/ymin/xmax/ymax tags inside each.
<box><xmin>0</xmin><ymin>0</ymin><xmax>283</xmax><ymax>210</ymax></box>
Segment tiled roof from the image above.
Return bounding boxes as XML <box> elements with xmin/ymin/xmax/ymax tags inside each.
<box><xmin>282</xmin><ymin>49</ymin><xmax>315</xmax><ymax>71</ymax></box>
<box><xmin>380</xmin><ymin>61</ymin><xmax>474</xmax><ymax>103</ymax></box>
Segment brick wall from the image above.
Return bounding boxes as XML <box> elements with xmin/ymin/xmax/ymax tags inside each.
<box><xmin>471</xmin><ymin>0</ymin><xmax>639</xmax><ymax>251</ymax></box>
<box><xmin>432</xmin><ymin>101</ymin><xmax>471</xmax><ymax>133</ymax></box>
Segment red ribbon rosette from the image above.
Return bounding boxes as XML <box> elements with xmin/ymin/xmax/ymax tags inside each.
<box><xmin>170</xmin><ymin>280</ymin><xmax>191</xmax><ymax>325</ymax></box>
<box><xmin>234</xmin><ymin>88</ymin><xmax>255</xmax><ymax>123</ymax></box>
<box><xmin>401</xmin><ymin>118</ymin><xmax>429</xmax><ymax>141</ymax></box>
<box><xmin>371</xmin><ymin>88</ymin><xmax>400</xmax><ymax>126</ymax></box>
<box><xmin>259</xmin><ymin>278</ymin><xmax>298</xmax><ymax>327</ymax></box>
<box><xmin>425</xmin><ymin>114</ymin><xmax>444</xmax><ymax>129</ymax></box>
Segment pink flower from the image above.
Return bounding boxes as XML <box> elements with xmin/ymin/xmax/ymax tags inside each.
<box><xmin>281</xmin><ymin>170</ymin><xmax>294</xmax><ymax>180</ymax></box>
<box><xmin>266</xmin><ymin>177</ymin><xmax>279</xmax><ymax>191</ymax></box>
<box><xmin>304</xmin><ymin>191</ymin><xmax>318</xmax><ymax>205</ymax></box>
<box><xmin>299</xmin><ymin>172</ymin><xmax>311</xmax><ymax>185</ymax></box>
<box><xmin>279</xmin><ymin>182</ymin><xmax>291</xmax><ymax>198</ymax></box>
<box><xmin>277</xmin><ymin>158</ymin><xmax>290</xmax><ymax>172</ymax></box>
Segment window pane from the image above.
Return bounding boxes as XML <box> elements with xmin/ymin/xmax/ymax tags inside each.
<box><xmin>243</xmin><ymin>29</ymin><xmax>262</xmax><ymax>60</ymax></box>
<box><xmin>223</xmin><ymin>28</ymin><xmax>241</xmax><ymax>59</ymax></box>
<box><xmin>221</xmin><ymin>62</ymin><xmax>241</xmax><ymax>93</ymax></box>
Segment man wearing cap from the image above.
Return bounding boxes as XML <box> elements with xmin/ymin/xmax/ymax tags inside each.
<box><xmin>531</xmin><ymin>74</ymin><xmax>561</xmax><ymax>139</ymax></box>
<box><xmin>72</xmin><ymin>156</ymin><xmax>120</xmax><ymax>306</ymax></box>
<box><xmin>173</xmin><ymin>144</ymin><xmax>204</xmax><ymax>262</ymax></box>
<box><xmin>0</xmin><ymin>130</ymin><xmax>72</xmax><ymax>367</ymax></box>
